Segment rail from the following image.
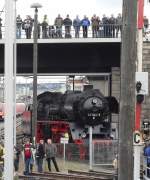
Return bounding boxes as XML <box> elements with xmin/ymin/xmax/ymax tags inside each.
<box><xmin>0</xmin><ymin>24</ymin><xmax>122</xmax><ymax>39</ymax></box>
<box><xmin>0</xmin><ymin>25</ymin><xmax>150</xmax><ymax>41</ymax></box>
<box><xmin>68</xmin><ymin>169</ymin><xmax>116</xmax><ymax>179</ymax></box>
<box><xmin>18</xmin><ymin>171</ymin><xmax>113</xmax><ymax>180</ymax></box>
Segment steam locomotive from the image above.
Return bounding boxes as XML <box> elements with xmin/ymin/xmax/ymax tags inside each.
<box><xmin>23</xmin><ymin>89</ymin><xmax>118</xmax><ymax>143</ymax></box>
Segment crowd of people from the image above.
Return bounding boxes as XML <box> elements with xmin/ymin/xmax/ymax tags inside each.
<box><xmin>0</xmin><ymin>13</ymin><xmax>148</xmax><ymax>39</ymax></box>
<box><xmin>0</xmin><ymin>138</ymin><xmax>59</xmax><ymax>177</ymax></box>
<box><xmin>16</xmin><ymin>13</ymin><xmax>123</xmax><ymax>39</ymax></box>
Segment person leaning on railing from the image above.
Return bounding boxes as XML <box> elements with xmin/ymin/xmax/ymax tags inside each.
<box><xmin>109</xmin><ymin>14</ymin><xmax>116</xmax><ymax>38</ymax></box>
<box><xmin>102</xmin><ymin>14</ymin><xmax>110</xmax><ymax>38</ymax></box>
<box><xmin>81</xmin><ymin>15</ymin><xmax>90</xmax><ymax>38</ymax></box>
<box><xmin>16</xmin><ymin>15</ymin><xmax>22</xmax><ymax>39</ymax></box>
<box><xmin>73</xmin><ymin>15</ymin><xmax>81</xmax><ymax>38</ymax></box>
<box><xmin>41</xmin><ymin>15</ymin><xmax>49</xmax><ymax>39</ymax></box>
<box><xmin>54</xmin><ymin>14</ymin><xmax>63</xmax><ymax>38</ymax></box>
<box><xmin>23</xmin><ymin>15</ymin><xmax>33</xmax><ymax>39</ymax></box>
<box><xmin>63</xmin><ymin>14</ymin><xmax>72</xmax><ymax>38</ymax></box>
<box><xmin>116</xmin><ymin>13</ymin><xmax>122</xmax><ymax>38</ymax></box>
<box><xmin>91</xmin><ymin>14</ymin><xmax>100</xmax><ymax>38</ymax></box>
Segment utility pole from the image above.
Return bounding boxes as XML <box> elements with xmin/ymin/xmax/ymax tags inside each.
<box><xmin>118</xmin><ymin>0</ymin><xmax>137</xmax><ymax>180</ymax></box>
<box><xmin>31</xmin><ymin>3</ymin><xmax>42</xmax><ymax>143</ymax></box>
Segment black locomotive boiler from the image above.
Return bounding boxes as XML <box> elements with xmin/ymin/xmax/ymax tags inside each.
<box><xmin>31</xmin><ymin>89</ymin><xmax>118</xmax><ymax>141</ymax></box>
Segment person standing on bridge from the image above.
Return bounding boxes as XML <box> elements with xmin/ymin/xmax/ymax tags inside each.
<box><xmin>81</xmin><ymin>15</ymin><xmax>90</xmax><ymax>38</ymax></box>
<box><xmin>63</xmin><ymin>14</ymin><xmax>72</xmax><ymax>38</ymax></box>
<box><xmin>55</xmin><ymin>14</ymin><xmax>63</xmax><ymax>38</ymax></box>
<box><xmin>45</xmin><ymin>138</ymin><xmax>59</xmax><ymax>172</ymax></box>
<box><xmin>16</xmin><ymin>15</ymin><xmax>22</xmax><ymax>39</ymax></box>
<box><xmin>42</xmin><ymin>15</ymin><xmax>49</xmax><ymax>39</ymax></box>
<box><xmin>73</xmin><ymin>15</ymin><xmax>81</xmax><ymax>38</ymax></box>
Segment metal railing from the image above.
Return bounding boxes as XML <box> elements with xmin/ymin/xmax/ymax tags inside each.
<box><xmin>93</xmin><ymin>140</ymin><xmax>118</xmax><ymax>166</ymax></box>
<box><xmin>55</xmin><ymin>140</ymin><xmax>118</xmax><ymax>166</ymax></box>
<box><xmin>1</xmin><ymin>24</ymin><xmax>150</xmax><ymax>41</ymax></box>
<box><xmin>0</xmin><ymin>24</ymin><xmax>122</xmax><ymax>40</ymax></box>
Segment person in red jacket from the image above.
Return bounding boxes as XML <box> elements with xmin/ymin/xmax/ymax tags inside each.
<box><xmin>23</xmin><ymin>140</ymin><xmax>33</xmax><ymax>175</ymax></box>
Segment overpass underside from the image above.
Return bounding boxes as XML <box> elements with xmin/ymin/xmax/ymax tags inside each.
<box><xmin>0</xmin><ymin>42</ymin><xmax>121</xmax><ymax>74</ymax></box>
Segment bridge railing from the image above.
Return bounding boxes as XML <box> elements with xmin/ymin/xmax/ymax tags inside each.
<box><xmin>1</xmin><ymin>24</ymin><xmax>150</xmax><ymax>41</ymax></box>
<box><xmin>0</xmin><ymin>24</ymin><xmax>122</xmax><ymax>40</ymax></box>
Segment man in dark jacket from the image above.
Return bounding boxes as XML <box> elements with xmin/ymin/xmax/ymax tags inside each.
<box><xmin>41</xmin><ymin>15</ymin><xmax>49</xmax><ymax>39</ymax></box>
<box><xmin>23</xmin><ymin>15</ymin><xmax>33</xmax><ymax>39</ymax></box>
<box><xmin>45</xmin><ymin>138</ymin><xmax>59</xmax><ymax>172</ymax></box>
<box><xmin>102</xmin><ymin>14</ymin><xmax>109</xmax><ymax>37</ymax></box>
<box><xmin>63</xmin><ymin>14</ymin><xmax>72</xmax><ymax>38</ymax></box>
<box><xmin>91</xmin><ymin>14</ymin><xmax>100</xmax><ymax>38</ymax></box>
<box><xmin>14</xmin><ymin>145</ymin><xmax>20</xmax><ymax>174</ymax></box>
<box><xmin>54</xmin><ymin>14</ymin><xmax>63</xmax><ymax>38</ymax></box>
<box><xmin>16</xmin><ymin>15</ymin><xmax>22</xmax><ymax>39</ymax></box>
<box><xmin>109</xmin><ymin>14</ymin><xmax>116</xmax><ymax>38</ymax></box>
<box><xmin>36</xmin><ymin>139</ymin><xmax>45</xmax><ymax>172</ymax></box>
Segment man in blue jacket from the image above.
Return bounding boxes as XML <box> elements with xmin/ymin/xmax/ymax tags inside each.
<box><xmin>81</xmin><ymin>15</ymin><xmax>90</xmax><ymax>38</ymax></box>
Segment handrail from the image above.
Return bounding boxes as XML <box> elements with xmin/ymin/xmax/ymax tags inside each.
<box><xmin>0</xmin><ymin>24</ymin><xmax>122</xmax><ymax>39</ymax></box>
<box><xmin>0</xmin><ymin>24</ymin><xmax>150</xmax><ymax>40</ymax></box>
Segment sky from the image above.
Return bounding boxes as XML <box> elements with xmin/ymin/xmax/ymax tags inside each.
<box><xmin>0</xmin><ymin>0</ymin><xmax>150</xmax><ymax>24</ymax></box>
<box><xmin>0</xmin><ymin>0</ymin><xmax>122</xmax><ymax>24</ymax></box>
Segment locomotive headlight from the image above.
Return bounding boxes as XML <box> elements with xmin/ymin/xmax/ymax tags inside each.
<box><xmin>92</xmin><ymin>98</ymin><xmax>98</xmax><ymax>105</ymax></box>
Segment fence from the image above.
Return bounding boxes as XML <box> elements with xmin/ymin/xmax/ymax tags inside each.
<box><xmin>0</xmin><ymin>24</ymin><xmax>122</xmax><ymax>39</ymax></box>
<box><xmin>55</xmin><ymin>140</ymin><xmax>118</xmax><ymax>167</ymax></box>
<box><xmin>93</xmin><ymin>140</ymin><xmax>118</xmax><ymax>166</ymax></box>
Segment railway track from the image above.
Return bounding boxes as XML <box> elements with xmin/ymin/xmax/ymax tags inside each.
<box><xmin>68</xmin><ymin>169</ymin><xmax>115</xmax><ymax>180</ymax></box>
<box><xmin>18</xmin><ymin>171</ymin><xmax>114</xmax><ymax>180</ymax></box>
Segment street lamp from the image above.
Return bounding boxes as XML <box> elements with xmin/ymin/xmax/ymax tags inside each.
<box><xmin>30</xmin><ymin>3</ymin><xmax>42</xmax><ymax>143</ymax></box>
